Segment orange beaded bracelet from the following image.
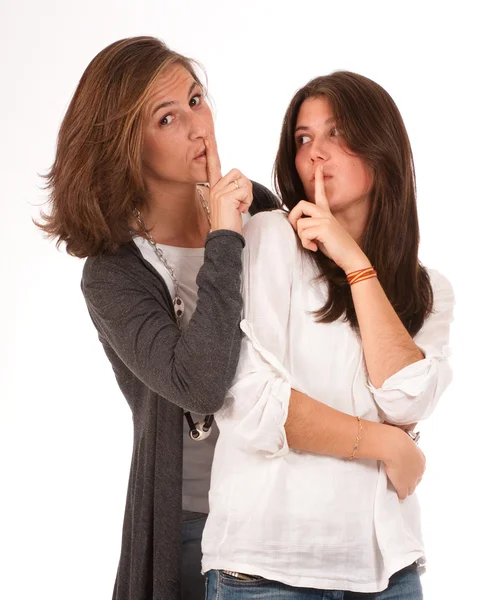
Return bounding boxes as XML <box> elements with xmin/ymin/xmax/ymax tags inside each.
<box><xmin>347</xmin><ymin>266</ymin><xmax>377</xmax><ymax>286</ymax></box>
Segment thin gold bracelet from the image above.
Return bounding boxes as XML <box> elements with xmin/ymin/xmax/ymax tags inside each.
<box><xmin>348</xmin><ymin>416</ymin><xmax>363</xmax><ymax>460</ymax></box>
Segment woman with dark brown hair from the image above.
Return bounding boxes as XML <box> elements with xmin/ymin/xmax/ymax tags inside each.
<box><xmin>37</xmin><ymin>36</ymin><xmax>279</xmax><ymax>600</ymax></box>
<box><xmin>203</xmin><ymin>72</ymin><xmax>454</xmax><ymax>599</ymax></box>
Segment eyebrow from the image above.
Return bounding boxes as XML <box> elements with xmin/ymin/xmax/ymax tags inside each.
<box><xmin>295</xmin><ymin>117</ymin><xmax>336</xmax><ymax>134</ymax></box>
<box><xmin>151</xmin><ymin>81</ymin><xmax>199</xmax><ymax>116</ymax></box>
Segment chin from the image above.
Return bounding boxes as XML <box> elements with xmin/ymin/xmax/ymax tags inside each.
<box><xmin>191</xmin><ymin>166</ymin><xmax>209</xmax><ymax>184</ymax></box>
<box><xmin>328</xmin><ymin>199</ymin><xmax>343</xmax><ymax>212</ymax></box>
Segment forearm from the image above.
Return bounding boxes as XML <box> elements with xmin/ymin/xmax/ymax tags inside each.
<box><xmin>83</xmin><ymin>233</ymin><xmax>245</xmax><ymax>413</ymax></box>
<box><xmin>350</xmin><ymin>275</ymin><xmax>423</xmax><ymax>388</ymax></box>
<box><xmin>285</xmin><ymin>389</ymin><xmax>396</xmax><ymax>462</ymax></box>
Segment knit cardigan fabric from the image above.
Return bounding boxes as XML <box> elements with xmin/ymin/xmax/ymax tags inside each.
<box><xmin>81</xmin><ymin>183</ymin><xmax>279</xmax><ymax>600</ymax></box>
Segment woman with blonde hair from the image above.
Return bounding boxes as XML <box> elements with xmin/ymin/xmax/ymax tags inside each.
<box><xmin>37</xmin><ymin>36</ymin><xmax>278</xmax><ymax>600</ymax></box>
<box><xmin>203</xmin><ymin>71</ymin><xmax>453</xmax><ymax>599</ymax></box>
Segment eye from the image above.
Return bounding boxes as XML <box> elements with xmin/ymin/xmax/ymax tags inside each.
<box><xmin>296</xmin><ymin>135</ymin><xmax>311</xmax><ymax>146</ymax></box>
<box><xmin>160</xmin><ymin>113</ymin><xmax>174</xmax><ymax>126</ymax></box>
<box><xmin>189</xmin><ymin>94</ymin><xmax>202</xmax><ymax>107</ymax></box>
<box><xmin>329</xmin><ymin>126</ymin><xmax>340</xmax><ymax>137</ymax></box>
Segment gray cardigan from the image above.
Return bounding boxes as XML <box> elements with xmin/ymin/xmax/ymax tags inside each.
<box><xmin>81</xmin><ymin>183</ymin><xmax>279</xmax><ymax>600</ymax></box>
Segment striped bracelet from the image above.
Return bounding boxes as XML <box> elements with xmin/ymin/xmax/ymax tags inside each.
<box><xmin>347</xmin><ymin>266</ymin><xmax>377</xmax><ymax>286</ymax></box>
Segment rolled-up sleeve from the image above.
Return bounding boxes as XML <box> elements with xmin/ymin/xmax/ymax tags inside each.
<box><xmin>369</xmin><ymin>270</ymin><xmax>454</xmax><ymax>425</ymax></box>
<box><xmin>215</xmin><ymin>211</ymin><xmax>298</xmax><ymax>457</ymax></box>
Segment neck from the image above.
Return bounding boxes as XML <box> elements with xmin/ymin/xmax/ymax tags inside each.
<box><xmin>140</xmin><ymin>182</ymin><xmax>209</xmax><ymax>247</ymax></box>
<box><xmin>333</xmin><ymin>197</ymin><xmax>369</xmax><ymax>246</ymax></box>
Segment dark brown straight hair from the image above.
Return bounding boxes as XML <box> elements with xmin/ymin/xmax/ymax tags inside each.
<box><xmin>274</xmin><ymin>71</ymin><xmax>433</xmax><ymax>336</ymax></box>
<box><xmin>36</xmin><ymin>36</ymin><xmax>203</xmax><ymax>257</ymax></box>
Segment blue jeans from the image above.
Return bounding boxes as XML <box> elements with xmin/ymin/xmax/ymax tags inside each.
<box><xmin>182</xmin><ymin>511</ymin><xmax>208</xmax><ymax>600</ymax></box>
<box><xmin>205</xmin><ymin>563</ymin><xmax>423</xmax><ymax>600</ymax></box>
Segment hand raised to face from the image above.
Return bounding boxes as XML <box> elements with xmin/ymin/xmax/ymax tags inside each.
<box><xmin>288</xmin><ymin>165</ymin><xmax>370</xmax><ymax>274</ymax></box>
<box><xmin>203</xmin><ymin>137</ymin><xmax>253</xmax><ymax>235</ymax></box>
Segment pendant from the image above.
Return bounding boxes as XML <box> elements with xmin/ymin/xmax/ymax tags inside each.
<box><xmin>173</xmin><ymin>295</ymin><xmax>185</xmax><ymax>321</ymax></box>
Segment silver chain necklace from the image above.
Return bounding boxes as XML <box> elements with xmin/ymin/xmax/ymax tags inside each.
<box><xmin>133</xmin><ymin>186</ymin><xmax>211</xmax><ymax>328</ymax></box>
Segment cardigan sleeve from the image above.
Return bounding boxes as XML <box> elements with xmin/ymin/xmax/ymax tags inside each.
<box><xmin>368</xmin><ymin>269</ymin><xmax>455</xmax><ymax>425</ymax></box>
<box><xmin>82</xmin><ymin>230</ymin><xmax>245</xmax><ymax>414</ymax></box>
<box><xmin>249</xmin><ymin>180</ymin><xmax>282</xmax><ymax>214</ymax></box>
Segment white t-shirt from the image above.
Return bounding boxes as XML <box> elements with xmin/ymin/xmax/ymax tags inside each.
<box><xmin>202</xmin><ymin>210</ymin><xmax>454</xmax><ymax>592</ymax></box>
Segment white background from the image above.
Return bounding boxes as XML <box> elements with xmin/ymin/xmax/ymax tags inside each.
<box><xmin>1</xmin><ymin>1</ymin><xmax>483</xmax><ymax>598</ymax></box>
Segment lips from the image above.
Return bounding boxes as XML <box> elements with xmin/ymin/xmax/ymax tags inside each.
<box><xmin>311</xmin><ymin>163</ymin><xmax>332</xmax><ymax>181</ymax></box>
<box><xmin>311</xmin><ymin>174</ymin><xmax>332</xmax><ymax>182</ymax></box>
<box><xmin>193</xmin><ymin>149</ymin><xmax>206</xmax><ymax>160</ymax></box>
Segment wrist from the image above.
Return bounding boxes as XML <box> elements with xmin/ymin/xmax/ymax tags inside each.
<box><xmin>343</xmin><ymin>253</ymin><xmax>372</xmax><ymax>275</ymax></box>
<box><xmin>211</xmin><ymin>224</ymin><xmax>243</xmax><ymax>235</ymax></box>
<box><xmin>351</xmin><ymin>420</ymin><xmax>396</xmax><ymax>462</ymax></box>
<box><xmin>212</xmin><ymin>211</ymin><xmax>243</xmax><ymax>235</ymax></box>
<box><xmin>380</xmin><ymin>426</ymin><xmax>408</xmax><ymax>467</ymax></box>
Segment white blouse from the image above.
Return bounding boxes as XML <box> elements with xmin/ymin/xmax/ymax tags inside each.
<box><xmin>202</xmin><ymin>210</ymin><xmax>454</xmax><ymax>593</ymax></box>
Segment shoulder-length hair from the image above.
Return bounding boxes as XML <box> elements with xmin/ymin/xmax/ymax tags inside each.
<box><xmin>36</xmin><ymin>36</ymin><xmax>204</xmax><ymax>257</ymax></box>
<box><xmin>274</xmin><ymin>71</ymin><xmax>433</xmax><ymax>336</ymax></box>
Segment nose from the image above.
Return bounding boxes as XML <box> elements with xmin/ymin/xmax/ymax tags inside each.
<box><xmin>188</xmin><ymin>110</ymin><xmax>212</xmax><ymax>141</ymax></box>
<box><xmin>309</xmin><ymin>136</ymin><xmax>331</xmax><ymax>163</ymax></box>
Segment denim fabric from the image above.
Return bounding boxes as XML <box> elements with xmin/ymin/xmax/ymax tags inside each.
<box><xmin>205</xmin><ymin>563</ymin><xmax>423</xmax><ymax>600</ymax></box>
<box><xmin>181</xmin><ymin>511</ymin><xmax>208</xmax><ymax>600</ymax></box>
<box><xmin>346</xmin><ymin>564</ymin><xmax>423</xmax><ymax>600</ymax></box>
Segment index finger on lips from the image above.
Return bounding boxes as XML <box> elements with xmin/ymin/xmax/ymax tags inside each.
<box><xmin>315</xmin><ymin>165</ymin><xmax>330</xmax><ymax>212</ymax></box>
<box><xmin>204</xmin><ymin>137</ymin><xmax>222</xmax><ymax>189</ymax></box>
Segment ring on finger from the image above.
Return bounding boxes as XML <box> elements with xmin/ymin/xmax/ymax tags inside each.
<box><xmin>233</xmin><ymin>179</ymin><xmax>240</xmax><ymax>190</ymax></box>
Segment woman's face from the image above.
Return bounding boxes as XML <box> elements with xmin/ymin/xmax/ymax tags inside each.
<box><xmin>141</xmin><ymin>64</ymin><xmax>214</xmax><ymax>192</ymax></box>
<box><xmin>294</xmin><ymin>96</ymin><xmax>373</xmax><ymax>216</ymax></box>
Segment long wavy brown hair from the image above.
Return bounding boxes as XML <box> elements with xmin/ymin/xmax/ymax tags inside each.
<box><xmin>274</xmin><ymin>71</ymin><xmax>433</xmax><ymax>336</ymax></box>
<box><xmin>36</xmin><ymin>36</ymin><xmax>203</xmax><ymax>257</ymax></box>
